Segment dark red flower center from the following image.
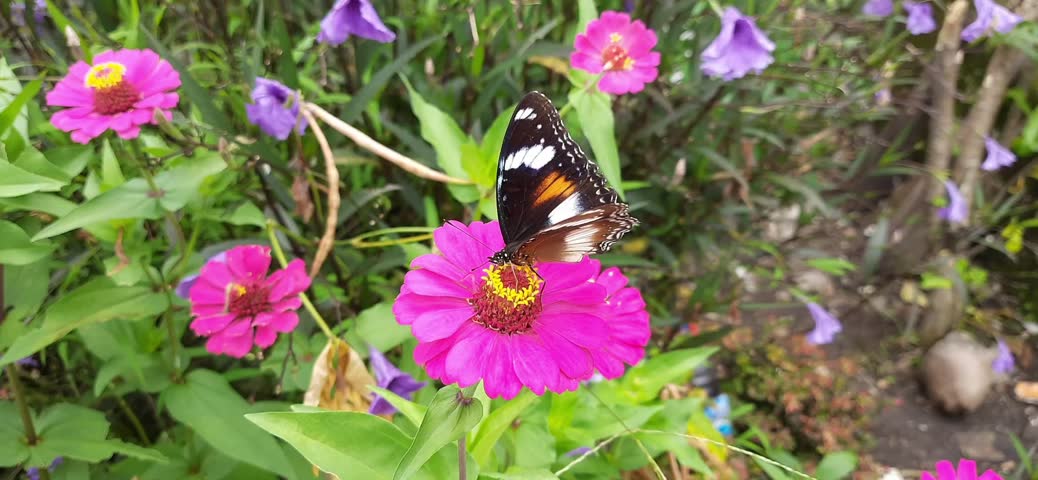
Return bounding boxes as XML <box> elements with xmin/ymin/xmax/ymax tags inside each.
<box><xmin>227</xmin><ymin>283</ymin><xmax>272</xmax><ymax>318</ymax></box>
<box><xmin>84</xmin><ymin>62</ymin><xmax>140</xmax><ymax>115</ymax></box>
<box><xmin>470</xmin><ymin>264</ymin><xmax>543</xmax><ymax>335</ymax></box>
<box><xmin>601</xmin><ymin>33</ymin><xmax>634</xmax><ymax>71</ymax></box>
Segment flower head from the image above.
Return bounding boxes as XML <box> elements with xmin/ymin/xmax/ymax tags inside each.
<box><xmin>922</xmin><ymin>459</ymin><xmax>1003</xmax><ymax>480</ymax></box>
<box><xmin>938</xmin><ymin>180</ymin><xmax>969</xmax><ymax>224</ymax></box>
<box><xmin>368</xmin><ymin>346</ymin><xmax>426</xmax><ymax>415</ymax></box>
<box><xmin>863</xmin><ymin>0</ymin><xmax>894</xmax><ymax>17</ymax></box>
<box><xmin>188</xmin><ymin>245</ymin><xmax>311</xmax><ymax>358</ymax></box>
<box><xmin>981</xmin><ymin>137</ymin><xmax>1017</xmax><ymax>171</ymax></box>
<box><xmin>992</xmin><ymin>338</ymin><xmax>1015</xmax><ymax>374</ymax></box>
<box><xmin>318</xmin><ymin>0</ymin><xmax>396</xmax><ymax>45</ymax></box>
<box><xmin>245</xmin><ymin>78</ymin><xmax>305</xmax><ymax>141</ymax></box>
<box><xmin>27</xmin><ymin>457</ymin><xmax>63</xmax><ymax>480</ymax></box>
<box><xmin>33</xmin><ymin>0</ymin><xmax>46</xmax><ymax>24</ymax></box>
<box><xmin>176</xmin><ymin>251</ymin><xmax>228</xmax><ymax>299</ymax></box>
<box><xmin>45</xmin><ymin>49</ymin><xmax>180</xmax><ymax>144</ymax></box>
<box><xmin>700</xmin><ymin>7</ymin><xmax>775</xmax><ymax>81</ymax></box>
<box><xmin>15</xmin><ymin>356</ymin><xmax>39</xmax><ymax>367</ymax></box>
<box><xmin>570</xmin><ymin>11</ymin><xmax>660</xmax><ymax>95</ymax></box>
<box><xmin>905</xmin><ymin>2</ymin><xmax>937</xmax><ymax>34</ymax></box>
<box><xmin>805</xmin><ymin>302</ymin><xmax>843</xmax><ymax>345</ymax></box>
<box><xmin>393</xmin><ymin>221</ymin><xmax>650</xmax><ymax>399</ymax></box>
<box><xmin>962</xmin><ymin>0</ymin><xmax>1022</xmax><ymax>42</ymax></box>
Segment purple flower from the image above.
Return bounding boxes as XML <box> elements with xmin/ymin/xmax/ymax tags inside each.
<box><xmin>33</xmin><ymin>0</ymin><xmax>46</xmax><ymax>24</ymax></box>
<box><xmin>938</xmin><ymin>180</ymin><xmax>968</xmax><ymax>224</ymax></box>
<box><xmin>700</xmin><ymin>7</ymin><xmax>775</xmax><ymax>81</ymax></box>
<box><xmin>317</xmin><ymin>0</ymin><xmax>396</xmax><ymax>45</ymax></box>
<box><xmin>368</xmin><ymin>346</ymin><xmax>425</xmax><ymax>416</ymax></box>
<box><xmin>993</xmin><ymin>338</ymin><xmax>1015</xmax><ymax>374</ymax></box>
<box><xmin>175</xmin><ymin>251</ymin><xmax>228</xmax><ymax>299</ymax></box>
<box><xmin>15</xmin><ymin>356</ymin><xmax>39</xmax><ymax>367</ymax></box>
<box><xmin>962</xmin><ymin>0</ymin><xmax>1022</xmax><ymax>42</ymax></box>
<box><xmin>863</xmin><ymin>0</ymin><xmax>894</xmax><ymax>17</ymax></box>
<box><xmin>245</xmin><ymin>78</ymin><xmax>305</xmax><ymax>141</ymax></box>
<box><xmin>565</xmin><ymin>447</ymin><xmax>593</xmax><ymax>457</ymax></box>
<box><xmin>905</xmin><ymin>2</ymin><xmax>937</xmax><ymax>34</ymax></box>
<box><xmin>981</xmin><ymin>137</ymin><xmax>1017</xmax><ymax>171</ymax></box>
<box><xmin>805</xmin><ymin>303</ymin><xmax>842</xmax><ymax>345</ymax></box>
<box><xmin>27</xmin><ymin>457</ymin><xmax>63</xmax><ymax>480</ymax></box>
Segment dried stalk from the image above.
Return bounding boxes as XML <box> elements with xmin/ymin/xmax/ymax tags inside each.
<box><xmin>302</xmin><ymin>108</ymin><xmax>341</xmax><ymax>279</ymax></box>
<box><xmin>926</xmin><ymin>0</ymin><xmax>969</xmax><ymax>202</ymax></box>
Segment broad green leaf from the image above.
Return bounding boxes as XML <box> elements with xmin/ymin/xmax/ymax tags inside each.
<box><xmin>354</xmin><ymin>302</ymin><xmax>413</xmax><ymax>352</ymax></box>
<box><xmin>815</xmin><ymin>451</ymin><xmax>857</xmax><ymax>480</ymax></box>
<box><xmin>805</xmin><ymin>258</ymin><xmax>857</xmax><ymax>277</ymax></box>
<box><xmin>164</xmin><ymin>370</ymin><xmax>293</xmax><ymax>477</ymax></box>
<box><xmin>227</xmin><ymin>201</ymin><xmax>267</xmax><ymax>227</ymax></box>
<box><xmin>0</xmin><ymin>402</ymin><xmax>29</xmax><ymax>466</ymax></box>
<box><xmin>0</xmin><ymin>161</ymin><xmax>66</xmax><ymax>197</ymax></box>
<box><xmin>0</xmin><ymin>220</ymin><xmax>54</xmax><ymax>265</ymax></box>
<box><xmin>621</xmin><ymin>347</ymin><xmax>717</xmax><ymax>403</ymax></box>
<box><xmin>577</xmin><ymin>0</ymin><xmax>599</xmax><ymax>31</ymax></box>
<box><xmin>461</xmin><ymin>140</ymin><xmax>494</xmax><ymax>188</ymax></box>
<box><xmin>341</xmin><ymin>34</ymin><xmax>442</xmax><ymax>122</ymax></box>
<box><xmin>481</xmin><ymin>468</ymin><xmax>560</xmax><ymax>480</ymax></box>
<box><xmin>0</xmin><ymin>279</ymin><xmax>168</xmax><ymax>366</ymax></box>
<box><xmin>687</xmin><ymin>407</ymin><xmax>727</xmax><ymax>462</ymax></box>
<box><xmin>394</xmin><ymin>384</ymin><xmax>484</xmax><ymax>480</ymax></box>
<box><xmin>368</xmin><ymin>386</ymin><xmax>427</xmax><ymax>427</ymax></box>
<box><xmin>569</xmin><ymin>89</ymin><xmax>624</xmax><ymax>198</ymax></box>
<box><xmin>470</xmin><ymin>390</ymin><xmax>538</xmax><ymax>466</ymax></box>
<box><xmin>0</xmin><ymin>57</ymin><xmax>40</xmax><ymax>141</ymax></box>
<box><xmin>1</xmin><ymin>259</ymin><xmax>48</xmax><ymax>325</ymax></box>
<box><xmin>13</xmin><ymin>146</ymin><xmax>79</xmax><ymax>183</ymax></box>
<box><xmin>403</xmin><ymin>80</ymin><xmax>478</xmax><ymax>203</ymax></box>
<box><xmin>480</xmin><ymin>106</ymin><xmax>515</xmax><ymax>165</ymax></box>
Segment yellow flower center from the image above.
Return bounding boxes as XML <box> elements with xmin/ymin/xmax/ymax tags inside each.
<box><xmin>470</xmin><ymin>264</ymin><xmax>543</xmax><ymax>335</ymax></box>
<box><xmin>610</xmin><ymin>33</ymin><xmax>623</xmax><ymax>43</ymax></box>
<box><xmin>601</xmin><ymin>35</ymin><xmax>635</xmax><ymax>72</ymax></box>
<box><xmin>84</xmin><ymin>62</ymin><xmax>127</xmax><ymax>90</ymax></box>
<box><xmin>484</xmin><ymin>264</ymin><xmax>542</xmax><ymax>307</ymax></box>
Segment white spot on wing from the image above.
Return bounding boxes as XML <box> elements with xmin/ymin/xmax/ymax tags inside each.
<box><xmin>548</xmin><ymin>194</ymin><xmax>583</xmax><ymax>224</ymax></box>
<box><xmin>514</xmin><ymin>108</ymin><xmax>534</xmax><ymax>120</ymax></box>
<box><xmin>504</xmin><ymin>144</ymin><xmax>556</xmax><ymax>170</ymax></box>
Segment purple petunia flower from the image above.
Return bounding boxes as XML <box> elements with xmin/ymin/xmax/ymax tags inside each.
<box><xmin>368</xmin><ymin>346</ymin><xmax>425</xmax><ymax>416</ymax></box>
<box><xmin>993</xmin><ymin>338</ymin><xmax>1015</xmax><ymax>374</ymax></box>
<box><xmin>863</xmin><ymin>0</ymin><xmax>894</xmax><ymax>17</ymax></box>
<box><xmin>15</xmin><ymin>356</ymin><xmax>39</xmax><ymax>367</ymax></box>
<box><xmin>905</xmin><ymin>2</ymin><xmax>937</xmax><ymax>35</ymax></box>
<box><xmin>700</xmin><ymin>7</ymin><xmax>775</xmax><ymax>81</ymax></box>
<box><xmin>962</xmin><ymin>0</ymin><xmax>1022</xmax><ymax>42</ymax></box>
<box><xmin>33</xmin><ymin>0</ymin><xmax>46</xmax><ymax>24</ymax></box>
<box><xmin>245</xmin><ymin>78</ymin><xmax>305</xmax><ymax>141</ymax></box>
<box><xmin>805</xmin><ymin>302</ymin><xmax>842</xmax><ymax>345</ymax></box>
<box><xmin>565</xmin><ymin>447</ymin><xmax>593</xmax><ymax>457</ymax></box>
<box><xmin>317</xmin><ymin>0</ymin><xmax>396</xmax><ymax>45</ymax></box>
<box><xmin>981</xmin><ymin>137</ymin><xmax>1017</xmax><ymax>171</ymax></box>
<box><xmin>175</xmin><ymin>251</ymin><xmax>228</xmax><ymax>299</ymax></box>
<box><xmin>938</xmin><ymin>180</ymin><xmax>969</xmax><ymax>224</ymax></box>
<box><xmin>27</xmin><ymin>457</ymin><xmax>64</xmax><ymax>480</ymax></box>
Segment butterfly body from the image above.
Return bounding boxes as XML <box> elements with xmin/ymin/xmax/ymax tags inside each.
<box><xmin>490</xmin><ymin>92</ymin><xmax>638</xmax><ymax>266</ymax></box>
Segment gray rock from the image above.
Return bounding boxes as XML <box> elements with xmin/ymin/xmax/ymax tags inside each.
<box><xmin>922</xmin><ymin>331</ymin><xmax>999</xmax><ymax>415</ymax></box>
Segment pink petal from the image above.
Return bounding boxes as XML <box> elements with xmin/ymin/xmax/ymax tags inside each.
<box><xmin>253</xmin><ymin>325</ymin><xmax>279</xmax><ymax>348</ymax></box>
<box><xmin>596</xmin><ymin>266</ymin><xmax>629</xmax><ymax>296</ymax></box>
<box><xmin>542</xmin><ymin>282</ymin><xmax>606</xmax><ymax>306</ymax></box>
<box><xmin>190</xmin><ymin>313</ymin><xmax>236</xmax><ymax>335</ymax></box>
<box><xmin>445</xmin><ymin>328</ymin><xmax>498</xmax><ymax>387</ymax></box>
<box><xmin>266</xmin><ymin>259</ymin><xmax>311</xmax><ymax>301</ymax></box>
<box><xmin>394</xmin><ymin>292</ymin><xmax>470</xmax><ymax>324</ymax></box>
<box><xmin>590</xmin><ymin>349</ymin><xmax>626</xmax><ymax>378</ymax></box>
<box><xmin>509</xmin><ymin>335</ymin><xmax>560</xmax><ymax>395</ymax></box>
<box><xmin>536</xmin><ymin>312</ymin><xmax>608</xmax><ymax>349</ymax></box>
<box><xmin>433</xmin><ymin>221</ymin><xmax>498</xmax><ymax>271</ymax></box>
<box><xmin>482</xmin><ymin>335</ymin><xmax>523</xmax><ymax>399</ymax></box>
<box><xmin>410</xmin><ymin>253</ymin><xmax>471</xmax><ymax>287</ymax></box>
<box><xmin>537</xmin><ymin>257</ymin><xmax>598</xmax><ymax>292</ymax></box>
<box><xmin>571</xmin><ymin>50</ymin><xmax>605</xmax><ymax>74</ymax></box>
<box><xmin>410</xmin><ymin>302</ymin><xmax>473</xmax><ymax>342</ymax></box>
<box><xmin>536</xmin><ymin>331</ymin><xmax>593</xmax><ymax>379</ymax></box>
<box><xmin>254</xmin><ymin>311</ymin><xmax>299</xmax><ymax>333</ymax></box>
<box><xmin>402</xmin><ymin>269</ymin><xmax>472</xmax><ymax>299</ymax></box>
<box><xmin>955</xmin><ymin>459</ymin><xmax>978</xmax><ymax>479</ymax></box>
<box><xmin>933</xmin><ymin>460</ymin><xmax>956</xmax><ymax>479</ymax></box>
<box><xmin>196</xmin><ymin>258</ymin><xmax>234</xmax><ymax>290</ymax></box>
<box><xmin>225</xmin><ymin>245</ymin><xmax>271</xmax><ymax>282</ymax></box>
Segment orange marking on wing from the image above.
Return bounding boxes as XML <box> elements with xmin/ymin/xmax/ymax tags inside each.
<box><xmin>532</xmin><ymin>172</ymin><xmax>575</xmax><ymax>207</ymax></box>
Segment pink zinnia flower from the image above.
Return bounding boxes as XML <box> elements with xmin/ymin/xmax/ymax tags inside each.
<box><xmin>45</xmin><ymin>49</ymin><xmax>180</xmax><ymax>144</ymax></box>
<box><xmin>188</xmin><ymin>245</ymin><xmax>311</xmax><ymax>358</ymax></box>
<box><xmin>393</xmin><ymin>221</ymin><xmax>650</xmax><ymax>399</ymax></box>
<box><xmin>922</xmin><ymin>459</ymin><xmax>1002</xmax><ymax>480</ymax></box>
<box><xmin>570</xmin><ymin>11</ymin><xmax>660</xmax><ymax>95</ymax></box>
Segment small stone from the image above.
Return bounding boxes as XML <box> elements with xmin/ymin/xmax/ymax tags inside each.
<box><xmin>922</xmin><ymin>331</ymin><xmax>998</xmax><ymax>414</ymax></box>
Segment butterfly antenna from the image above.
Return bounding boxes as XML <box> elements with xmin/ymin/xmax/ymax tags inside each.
<box><xmin>442</xmin><ymin>219</ymin><xmax>496</xmax><ymax>253</ymax></box>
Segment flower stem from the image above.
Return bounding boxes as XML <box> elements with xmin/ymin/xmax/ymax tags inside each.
<box><xmin>266</xmin><ymin>221</ymin><xmax>336</xmax><ymax>340</ymax></box>
<box><xmin>557</xmin><ymin>71</ymin><xmax>608</xmax><ymax>118</ymax></box>
<box><xmin>458</xmin><ymin>435</ymin><xmax>467</xmax><ymax>480</ymax></box>
<box><xmin>6</xmin><ymin>364</ymin><xmax>39</xmax><ymax>445</ymax></box>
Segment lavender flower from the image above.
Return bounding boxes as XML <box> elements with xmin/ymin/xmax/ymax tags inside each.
<box><xmin>33</xmin><ymin>0</ymin><xmax>46</xmax><ymax>24</ymax></box>
<box><xmin>15</xmin><ymin>356</ymin><xmax>39</xmax><ymax>367</ymax></box>
<box><xmin>905</xmin><ymin>2</ymin><xmax>937</xmax><ymax>35</ymax></box>
<box><xmin>993</xmin><ymin>338</ymin><xmax>1015</xmax><ymax>374</ymax></box>
<box><xmin>565</xmin><ymin>447</ymin><xmax>593</xmax><ymax>457</ymax></box>
<box><xmin>317</xmin><ymin>0</ymin><xmax>396</xmax><ymax>45</ymax></box>
<box><xmin>962</xmin><ymin>0</ymin><xmax>1022</xmax><ymax>42</ymax></box>
<box><xmin>863</xmin><ymin>0</ymin><xmax>894</xmax><ymax>17</ymax></box>
<box><xmin>938</xmin><ymin>180</ymin><xmax>968</xmax><ymax>224</ymax></box>
<box><xmin>27</xmin><ymin>457</ymin><xmax>63</xmax><ymax>480</ymax></box>
<box><xmin>11</xmin><ymin>2</ymin><xmax>26</xmax><ymax>26</ymax></box>
<box><xmin>805</xmin><ymin>303</ymin><xmax>842</xmax><ymax>345</ymax></box>
<box><xmin>175</xmin><ymin>251</ymin><xmax>228</xmax><ymax>299</ymax></box>
<box><xmin>981</xmin><ymin>137</ymin><xmax>1017</xmax><ymax>171</ymax></box>
<box><xmin>368</xmin><ymin>346</ymin><xmax>425</xmax><ymax>416</ymax></box>
<box><xmin>245</xmin><ymin>78</ymin><xmax>305</xmax><ymax>141</ymax></box>
<box><xmin>700</xmin><ymin>7</ymin><xmax>775</xmax><ymax>81</ymax></box>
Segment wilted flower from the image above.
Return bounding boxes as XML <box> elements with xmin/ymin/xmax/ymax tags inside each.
<box><xmin>962</xmin><ymin>0</ymin><xmax>1022</xmax><ymax>42</ymax></box>
<box><xmin>938</xmin><ymin>180</ymin><xmax>968</xmax><ymax>224</ymax></box>
<box><xmin>805</xmin><ymin>302</ymin><xmax>843</xmax><ymax>345</ymax></box>
<box><xmin>992</xmin><ymin>338</ymin><xmax>1015</xmax><ymax>374</ymax></box>
<box><xmin>905</xmin><ymin>2</ymin><xmax>937</xmax><ymax>34</ymax></box>
<box><xmin>393</xmin><ymin>221</ymin><xmax>650</xmax><ymax>399</ymax></box>
<box><xmin>922</xmin><ymin>459</ymin><xmax>1002</xmax><ymax>480</ymax></box>
<box><xmin>863</xmin><ymin>0</ymin><xmax>894</xmax><ymax>16</ymax></box>
<box><xmin>245</xmin><ymin>78</ymin><xmax>305</xmax><ymax>141</ymax></box>
<box><xmin>570</xmin><ymin>11</ymin><xmax>660</xmax><ymax>95</ymax></box>
<box><xmin>176</xmin><ymin>251</ymin><xmax>228</xmax><ymax>299</ymax></box>
<box><xmin>188</xmin><ymin>245</ymin><xmax>311</xmax><ymax>358</ymax></box>
<box><xmin>700</xmin><ymin>7</ymin><xmax>775</xmax><ymax>81</ymax></box>
<box><xmin>45</xmin><ymin>49</ymin><xmax>181</xmax><ymax>144</ymax></box>
<box><xmin>368</xmin><ymin>346</ymin><xmax>425</xmax><ymax>415</ymax></box>
<box><xmin>981</xmin><ymin>137</ymin><xmax>1017</xmax><ymax>171</ymax></box>
<box><xmin>317</xmin><ymin>0</ymin><xmax>396</xmax><ymax>45</ymax></box>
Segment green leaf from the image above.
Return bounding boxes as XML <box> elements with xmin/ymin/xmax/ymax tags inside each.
<box><xmin>394</xmin><ymin>384</ymin><xmax>484</xmax><ymax>480</ymax></box>
<box><xmin>403</xmin><ymin>79</ymin><xmax>478</xmax><ymax>203</ymax></box>
<box><xmin>470</xmin><ymin>390</ymin><xmax>538</xmax><ymax>466</ymax></box>
<box><xmin>621</xmin><ymin>347</ymin><xmax>717</xmax><ymax>403</ymax></box>
<box><xmin>0</xmin><ymin>160</ymin><xmax>66</xmax><ymax>197</ymax></box>
<box><xmin>815</xmin><ymin>451</ymin><xmax>857</xmax><ymax>480</ymax></box>
<box><xmin>368</xmin><ymin>386</ymin><xmax>427</xmax><ymax>427</ymax></box>
<box><xmin>577</xmin><ymin>0</ymin><xmax>599</xmax><ymax>31</ymax></box>
<box><xmin>461</xmin><ymin>140</ymin><xmax>494</xmax><ymax>188</ymax></box>
<box><xmin>227</xmin><ymin>201</ymin><xmax>267</xmax><ymax>227</ymax></box>
<box><xmin>0</xmin><ymin>279</ymin><xmax>168</xmax><ymax>366</ymax></box>
<box><xmin>920</xmin><ymin>272</ymin><xmax>953</xmax><ymax>290</ymax></box>
<box><xmin>341</xmin><ymin>34</ymin><xmax>442</xmax><ymax>122</ymax></box>
<box><xmin>163</xmin><ymin>370</ymin><xmax>293</xmax><ymax>477</ymax></box>
<box><xmin>569</xmin><ymin>89</ymin><xmax>624</xmax><ymax>198</ymax></box>
<box><xmin>0</xmin><ymin>68</ymin><xmax>41</xmax><ymax>141</ymax></box>
<box><xmin>142</xmin><ymin>29</ymin><xmax>233</xmax><ymax>132</ymax></box>
<box><xmin>0</xmin><ymin>220</ymin><xmax>54</xmax><ymax>265</ymax></box>
<box><xmin>354</xmin><ymin>302</ymin><xmax>414</xmax><ymax>352</ymax></box>
<box><xmin>805</xmin><ymin>258</ymin><xmax>857</xmax><ymax>277</ymax></box>
<box><xmin>481</xmin><ymin>469</ymin><xmax>560</xmax><ymax>480</ymax></box>
<box><xmin>0</xmin><ymin>402</ymin><xmax>29</xmax><ymax>466</ymax></box>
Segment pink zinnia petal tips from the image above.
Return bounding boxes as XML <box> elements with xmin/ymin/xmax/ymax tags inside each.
<box><xmin>570</xmin><ymin>11</ymin><xmax>660</xmax><ymax>95</ymax></box>
<box><xmin>981</xmin><ymin>137</ymin><xmax>1017</xmax><ymax>171</ymax></box>
<box><xmin>45</xmin><ymin>48</ymin><xmax>181</xmax><ymax>144</ymax></box>
<box><xmin>921</xmin><ymin>459</ymin><xmax>1003</xmax><ymax>480</ymax></box>
<box><xmin>699</xmin><ymin>7</ymin><xmax>776</xmax><ymax>81</ymax></box>
<box><xmin>188</xmin><ymin>245</ymin><xmax>312</xmax><ymax>358</ymax></box>
<box><xmin>393</xmin><ymin>220</ymin><xmax>650</xmax><ymax>399</ymax></box>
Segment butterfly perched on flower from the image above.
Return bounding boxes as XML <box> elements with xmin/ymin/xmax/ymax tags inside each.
<box><xmin>489</xmin><ymin>92</ymin><xmax>638</xmax><ymax>267</ymax></box>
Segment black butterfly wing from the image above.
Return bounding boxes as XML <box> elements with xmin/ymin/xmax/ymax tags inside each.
<box><xmin>514</xmin><ymin>204</ymin><xmax>638</xmax><ymax>263</ymax></box>
<box><xmin>496</xmin><ymin>92</ymin><xmax>631</xmax><ymax>258</ymax></box>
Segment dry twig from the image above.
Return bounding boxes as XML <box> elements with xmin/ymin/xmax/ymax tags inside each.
<box><xmin>302</xmin><ymin>108</ymin><xmax>341</xmax><ymax>279</ymax></box>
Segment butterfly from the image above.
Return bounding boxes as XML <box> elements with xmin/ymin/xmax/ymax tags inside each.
<box><xmin>488</xmin><ymin>91</ymin><xmax>638</xmax><ymax>267</ymax></box>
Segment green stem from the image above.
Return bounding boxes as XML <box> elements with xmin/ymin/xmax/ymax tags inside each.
<box><xmin>266</xmin><ymin>222</ymin><xmax>336</xmax><ymax>340</ymax></box>
<box><xmin>6</xmin><ymin>365</ymin><xmax>38</xmax><ymax>446</ymax></box>
<box><xmin>458</xmin><ymin>435</ymin><xmax>467</xmax><ymax>480</ymax></box>
<box><xmin>347</xmin><ymin>226</ymin><xmax>435</xmax><ymax>248</ymax></box>
<box><xmin>115</xmin><ymin>395</ymin><xmax>151</xmax><ymax>446</ymax></box>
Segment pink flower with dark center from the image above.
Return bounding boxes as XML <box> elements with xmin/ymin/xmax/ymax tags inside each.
<box><xmin>570</xmin><ymin>11</ymin><xmax>660</xmax><ymax>95</ymax></box>
<box><xmin>922</xmin><ymin>459</ymin><xmax>1002</xmax><ymax>480</ymax></box>
<box><xmin>393</xmin><ymin>221</ymin><xmax>650</xmax><ymax>399</ymax></box>
<box><xmin>188</xmin><ymin>245</ymin><xmax>311</xmax><ymax>358</ymax></box>
<box><xmin>45</xmin><ymin>49</ymin><xmax>180</xmax><ymax>144</ymax></box>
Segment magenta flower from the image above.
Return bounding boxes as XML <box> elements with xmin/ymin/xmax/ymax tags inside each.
<box><xmin>188</xmin><ymin>245</ymin><xmax>311</xmax><ymax>358</ymax></box>
<box><xmin>393</xmin><ymin>221</ymin><xmax>650</xmax><ymax>399</ymax></box>
<box><xmin>317</xmin><ymin>0</ymin><xmax>396</xmax><ymax>45</ymax></box>
<box><xmin>805</xmin><ymin>303</ymin><xmax>842</xmax><ymax>345</ymax></box>
<box><xmin>938</xmin><ymin>180</ymin><xmax>969</xmax><ymax>224</ymax></box>
<box><xmin>922</xmin><ymin>459</ymin><xmax>1002</xmax><ymax>480</ymax></box>
<box><xmin>700</xmin><ymin>7</ymin><xmax>775</xmax><ymax>81</ymax></box>
<box><xmin>981</xmin><ymin>137</ymin><xmax>1017</xmax><ymax>171</ymax></box>
<box><xmin>905</xmin><ymin>2</ymin><xmax>937</xmax><ymax>34</ymax></box>
<box><xmin>863</xmin><ymin>0</ymin><xmax>894</xmax><ymax>16</ymax></box>
<box><xmin>570</xmin><ymin>11</ymin><xmax>660</xmax><ymax>95</ymax></box>
<box><xmin>45</xmin><ymin>49</ymin><xmax>180</xmax><ymax>144</ymax></box>
<box><xmin>992</xmin><ymin>338</ymin><xmax>1015</xmax><ymax>374</ymax></box>
<box><xmin>245</xmin><ymin>78</ymin><xmax>305</xmax><ymax>141</ymax></box>
<box><xmin>962</xmin><ymin>0</ymin><xmax>1022</xmax><ymax>42</ymax></box>
<box><xmin>176</xmin><ymin>251</ymin><xmax>229</xmax><ymax>299</ymax></box>
<box><xmin>368</xmin><ymin>346</ymin><xmax>425</xmax><ymax>416</ymax></box>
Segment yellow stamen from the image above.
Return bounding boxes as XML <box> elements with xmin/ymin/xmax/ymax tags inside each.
<box><xmin>610</xmin><ymin>32</ymin><xmax>623</xmax><ymax>43</ymax></box>
<box><xmin>622</xmin><ymin>58</ymin><xmax>635</xmax><ymax>70</ymax></box>
<box><xmin>483</xmin><ymin>265</ymin><xmax>541</xmax><ymax>307</ymax></box>
<box><xmin>84</xmin><ymin>62</ymin><xmax>127</xmax><ymax>90</ymax></box>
